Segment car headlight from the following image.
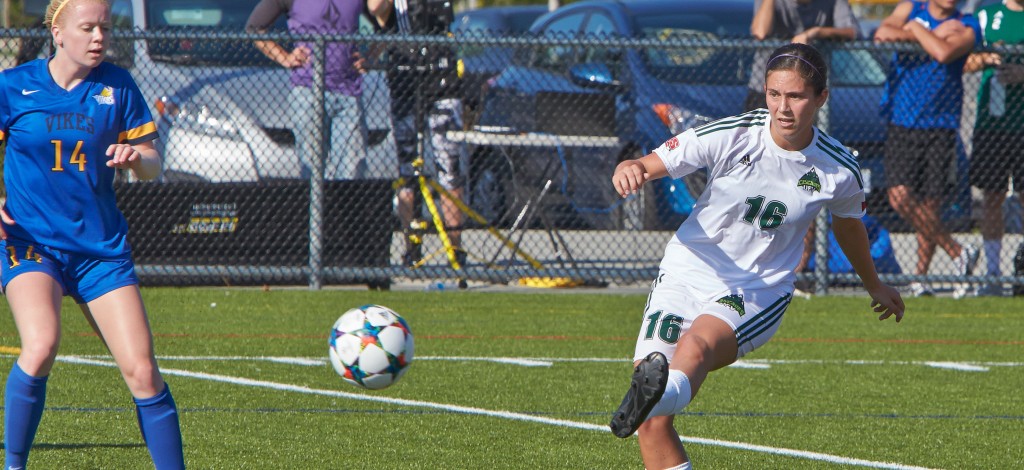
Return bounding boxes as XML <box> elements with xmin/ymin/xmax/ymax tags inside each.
<box><xmin>652</xmin><ymin>103</ymin><xmax>712</xmax><ymax>135</ymax></box>
<box><xmin>155</xmin><ymin>95</ymin><xmax>238</xmax><ymax>137</ymax></box>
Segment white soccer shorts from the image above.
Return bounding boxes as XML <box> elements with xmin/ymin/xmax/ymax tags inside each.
<box><xmin>633</xmin><ymin>271</ymin><xmax>794</xmax><ymax>363</ymax></box>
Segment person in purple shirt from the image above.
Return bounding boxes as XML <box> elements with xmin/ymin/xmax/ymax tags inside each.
<box><xmin>247</xmin><ymin>0</ymin><xmax>369</xmax><ymax>180</ymax></box>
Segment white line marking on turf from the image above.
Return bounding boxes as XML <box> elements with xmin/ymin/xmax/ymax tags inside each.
<box><xmin>129</xmin><ymin>355</ymin><xmax>1024</xmax><ymax>371</ymax></box>
<box><xmin>418</xmin><ymin>356</ymin><xmax>553</xmax><ymax>367</ymax></box>
<box><xmin>729</xmin><ymin>361</ymin><xmax>771</xmax><ymax>369</ymax></box>
<box><xmin>922</xmin><ymin>362</ymin><xmax>989</xmax><ymax>372</ymax></box>
<box><xmin>120</xmin><ymin>355</ymin><xmax>556</xmax><ymax>367</ymax></box>
<box><xmin>59</xmin><ymin>355</ymin><xmax>936</xmax><ymax>470</ymax></box>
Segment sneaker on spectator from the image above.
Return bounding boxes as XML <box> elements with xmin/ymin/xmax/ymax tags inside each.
<box><xmin>909</xmin><ymin>282</ymin><xmax>935</xmax><ymax>297</ymax></box>
<box><xmin>976</xmin><ymin>282</ymin><xmax>1004</xmax><ymax>297</ymax></box>
<box><xmin>956</xmin><ymin>244</ymin><xmax>980</xmax><ymax>277</ymax></box>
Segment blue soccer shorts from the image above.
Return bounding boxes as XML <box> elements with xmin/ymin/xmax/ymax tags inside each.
<box><xmin>633</xmin><ymin>271</ymin><xmax>794</xmax><ymax>363</ymax></box>
<box><xmin>1</xmin><ymin>238</ymin><xmax>139</xmax><ymax>304</ymax></box>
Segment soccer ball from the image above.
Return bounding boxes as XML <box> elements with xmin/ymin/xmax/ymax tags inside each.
<box><xmin>329</xmin><ymin>304</ymin><xmax>414</xmax><ymax>390</ymax></box>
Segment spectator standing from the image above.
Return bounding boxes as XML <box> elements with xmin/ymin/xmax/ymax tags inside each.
<box><xmin>964</xmin><ymin>0</ymin><xmax>1024</xmax><ymax>296</ymax></box>
<box><xmin>874</xmin><ymin>0</ymin><xmax>981</xmax><ymax>297</ymax></box>
<box><xmin>367</xmin><ymin>0</ymin><xmax>470</xmax><ymax>269</ymax></box>
<box><xmin>247</xmin><ymin>0</ymin><xmax>370</xmax><ymax>180</ymax></box>
<box><xmin>746</xmin><ymin>0</ymin><xmax>859</xmax><ymax>111</ymax></box>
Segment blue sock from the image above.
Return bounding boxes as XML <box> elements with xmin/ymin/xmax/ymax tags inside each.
<box><xmin>4</xmin><ymin>363</ymin><xmax>49</xmax><ymax>469</ymax></box>
<box><xmin>134</xmin><ymin>384</ymin><xmax>185</xmax><ymax>470</ymax></box>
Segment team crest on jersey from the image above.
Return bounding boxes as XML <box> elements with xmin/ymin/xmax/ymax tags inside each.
<box><xmin>716</xmin><ymin>294</ymin><xmax>745</xmax><ymax>316</ymax></box>
<box><xmin>92</xmin><ymin>86</ymin><xmax>115</xmax><ymax>105</ymax></box>
<box><xmin>665</xmin><ymin>136</ymin><xmax>679</xmax><ymax>150</ymax></box>
<box><xmin>797</xmin><ymin>167</ymin><xmax>821</xmax><ymax>193</ymax></box>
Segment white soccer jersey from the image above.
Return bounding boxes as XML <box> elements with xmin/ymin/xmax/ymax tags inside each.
<box><xmin>653</xmin><ymin>109</ymin><xmax>865</xmax><ymax>296</ymax></box>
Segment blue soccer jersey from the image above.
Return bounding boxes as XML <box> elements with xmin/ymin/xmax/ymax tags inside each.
<box><xmin>0</xmin><ymin>59</ymin><xmax>157</xmax><ymax>258</ymax></box>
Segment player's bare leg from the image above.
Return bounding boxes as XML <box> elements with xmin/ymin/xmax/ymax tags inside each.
<box><xmin>84</xmin><ymin>286</ymin><xmax>164</xmax><ymax>397</ymax></box>
<box><xmin>4</xmin><ymin>273</ymin><xmax>63</xmax><ymax>470</ymax></box>
<box><xmin>6</xmin><ymin>273</ymin><xmax>63</xmax><ymax>376</ymax></box>
<box><xmin>636</xmin><ymin>315</ymin><xmax>738</xmax><ymax>470</ymax></box>
<box><xmin>87</xmin><ymin>285</ymin><xmax>184</xmax><ymax>469</ymax></box>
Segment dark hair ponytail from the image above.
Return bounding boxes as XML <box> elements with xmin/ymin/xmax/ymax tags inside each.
<box><xmin>765</xmin><ymin>43</ymin><xmax>828</xmax><ymax>94</ymax></box>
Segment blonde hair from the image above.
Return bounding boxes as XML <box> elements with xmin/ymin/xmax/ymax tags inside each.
<box><xmin>44</xmin><ymin>0</ymin><xmax>110</xmax><ymax>27</ymax></box>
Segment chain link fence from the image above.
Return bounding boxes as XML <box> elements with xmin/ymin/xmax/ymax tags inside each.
<box><xmin>1</xmin><ymin>26</ymin><xmax>1022</xmax><ymax>294</ymax></box>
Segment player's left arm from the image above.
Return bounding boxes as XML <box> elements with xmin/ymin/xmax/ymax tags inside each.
<box><xmin>106</xmin><ymin>141</ymin><xmax>161</xmax><ymax>180</ymax></box>
<box><xmin>832</xmin><ymin>215</ymin><xmax>905</xmax><ymax>322</ymax></box>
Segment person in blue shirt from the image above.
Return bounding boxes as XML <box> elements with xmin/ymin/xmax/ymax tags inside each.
<box><xmin>874</xmin><ymin>0</ymin><xmax>981</xmax><ymax>297</ymax></box>
<box><xmin>0</xmin><ymin>0</ymin><xmax>184</xmax><ymax>468</ymax></box>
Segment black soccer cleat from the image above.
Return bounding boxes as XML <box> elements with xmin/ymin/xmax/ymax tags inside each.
<box><xmin>609</xmin><ymin>351</ymin><xmax>669</xmax><ymax>438</ymax></box>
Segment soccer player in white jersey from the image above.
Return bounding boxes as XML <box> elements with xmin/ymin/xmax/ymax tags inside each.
<box><xmin>0</xmin><ymin>0</ymin><xmax>184</xmax><ymax>468</ymax></box>
<box><xmin>607</xmin><ymin>43</ymin><xmax>905</xmax><ymax>470</ymax></box>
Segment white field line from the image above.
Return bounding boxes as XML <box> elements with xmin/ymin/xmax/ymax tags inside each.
<box><xmin>11</xmin><ymin>353</ymin><xmax>1020</xmax><ymax>372</ymax></box>
<box><xmin>58</xmin><ymin>355</ymin><xmax>937</xmax><ymax>470</ymax></box>
<box><xmin>132</xmin><ymin>355</ymin><xmax>1022</xmax><ymax>371</ymax></box>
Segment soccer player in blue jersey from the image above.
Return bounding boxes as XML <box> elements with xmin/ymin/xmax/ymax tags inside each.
<box><xmin>0</xmin><ymin>0</ymin><xmax>185</xmax><ymax>468</ymax></box>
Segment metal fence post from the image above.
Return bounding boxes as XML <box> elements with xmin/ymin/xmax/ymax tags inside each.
<box><xmin>814</xmin><ymin>54</ymin><xmax>832</xmax><ymax>296</ymax></box>
<box><xmin>308</xmin><ymin>38</ymin><xmax>327</xmax><ymax>290</ymax></box>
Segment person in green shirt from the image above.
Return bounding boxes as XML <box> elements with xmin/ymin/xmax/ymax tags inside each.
<box><xmin>965</xmin><ymin>0</ymin><xmax>1024</xmax><ymax>296</ymax></box>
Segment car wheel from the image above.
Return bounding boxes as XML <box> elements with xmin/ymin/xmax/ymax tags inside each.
<box><xmin>470</xmin><ymin>147</ymin><xmax>518</xmax><ymax>227</ymax></box>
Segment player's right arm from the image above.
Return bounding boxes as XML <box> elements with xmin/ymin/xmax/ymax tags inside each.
<box><xmin>873</xmin><ymin>1</ymin><xmax>914</xmax><ymax>42</ymax></box>
<box><xmin>612</xmin><ymin>153</ymin><xmax>667</xmax><ymax>198</ymax></box>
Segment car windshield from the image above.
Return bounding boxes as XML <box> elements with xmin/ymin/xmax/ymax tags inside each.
<box><xmin>634</xmin><ymin>13</ymin><xmax>752</xmax><ymax>85</ymax></box>
<box><xmin>146</xmin><ymin>0</ymin><xmax>283</xmax><ymax>66</ymax></box>
<box><xmin>454</xmin><ymin>9</ymin><xmax>542</xmax><ymax>35</ymax></box>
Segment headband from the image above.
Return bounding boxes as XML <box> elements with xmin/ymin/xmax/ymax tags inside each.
<box><xmin>767</xmin><ymin>53</ymin><xmax>822</xmax><ymax>77</ymax></box>
<box><xmin>51</xmin><ymin>0</ymin><xmax>72</xmax><ymax>25</ymax></box>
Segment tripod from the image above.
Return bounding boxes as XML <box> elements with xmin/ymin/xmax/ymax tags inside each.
<box><xmin>397</xmin><ymin>156</ymin><xmax>544</xmax><ymax>280</ymax></box>
<box><xmin>395</xmin><ymin>90</ymin><xmax>544</xmax><ymax>280</ymax></box>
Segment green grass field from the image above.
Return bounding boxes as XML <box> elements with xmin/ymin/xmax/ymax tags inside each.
<box><xmin>1</xmin><ymin>288</ymin><xmax>1021</xmax><ymax>469</ymax></box>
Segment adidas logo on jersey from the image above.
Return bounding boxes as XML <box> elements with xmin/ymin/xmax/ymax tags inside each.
<box><xmin>739</xmin><ymin>155</ymin><xmax>751</xmax><ymax>166</ymax></box>
<box><xmin>798</xmin><ymin>168</ymin><xmax>821</xmax><ymax>193</ymax></box>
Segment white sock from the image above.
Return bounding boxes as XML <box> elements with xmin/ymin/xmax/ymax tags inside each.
<box><xmin>649</xmin><ymin>369</ymin><xmax>691</xmax><ymax>417</ymax></box>
<box><xmin>662</xmin><ymin>461</ymin><xmax>693</xmax><ymax>470</ymax></box>
<box><xmin>984</xmin><ymin>239</ymin><xmax>1001</xmax><ymax>276</ymax></box>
